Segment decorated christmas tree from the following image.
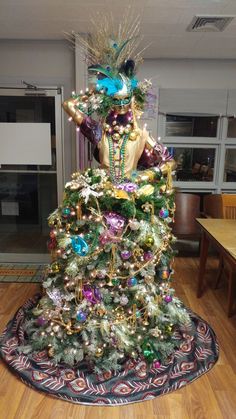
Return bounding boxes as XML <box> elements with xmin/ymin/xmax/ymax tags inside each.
<box><xmin>21</xmin><ymin>165</ymin><xmax>189</xmax><ymax>373</ymax></box>
<box><xmin>0</xmin><ymin>13</ymin><xmax>218</xmax><ymax>405</ymax></box>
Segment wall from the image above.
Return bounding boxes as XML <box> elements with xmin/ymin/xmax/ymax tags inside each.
<box><xmin>139</xmin><ymin>58</ymin><xmax>236</xmax><ymax>89</ymax></box>
<box><xmin>0</xmin><ymin>39</ymin><xmax>75</xmax><ymax>182</ymax></box>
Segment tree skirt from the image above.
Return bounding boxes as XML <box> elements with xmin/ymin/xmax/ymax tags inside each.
<box><xmin>0</xmin><ymin>295</ymin><xmax>219</xmax><ymax>406</ymax></box>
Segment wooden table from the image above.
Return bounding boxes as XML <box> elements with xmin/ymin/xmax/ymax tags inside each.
<box><xmin>196</xmin><ymin>218</ymin><xmax>236</xmax><ymax>316</ymax></box>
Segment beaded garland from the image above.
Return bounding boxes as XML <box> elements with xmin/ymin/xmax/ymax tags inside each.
<box><xmin>108</xmin><ymin>133</ymin><xmax>129</xmax><ymax>182</ymax></box>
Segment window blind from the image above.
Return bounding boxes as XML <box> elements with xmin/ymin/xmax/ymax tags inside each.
<box><xmin>159</xmin><ymin>88</ymin><xmax>228</xmax><ymax>116</ymax></box>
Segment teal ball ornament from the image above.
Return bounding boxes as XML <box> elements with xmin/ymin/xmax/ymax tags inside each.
<box><xmin>76</xmin><ymin>311</ymin><xmax>87</xmax><ymax>322</ymax></box>
<box><xmin>62</xmin><ymin>207</ymin><xmax>71</xmax><ymax>217</ymax></box>
<box><xmin>127</xmin><ymin>277</ymin><xmax>138</xmax><ymax>287</ymax></box>
<box><xmin>159</xmin><ymin>208</ymin><xmax>169</xmax><ymax>219</ymax></box>
<box><xmin>71</xmin><ymin>236</ymin><xmax>89</xmax><ymax>256</ymax></box>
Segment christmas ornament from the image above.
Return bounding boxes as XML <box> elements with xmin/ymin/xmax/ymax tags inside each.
<box><xmin>144</xmin><ymin>236</ymin><xmax>154</xmax><ymax>248</ymax></box>
<box><xmin>95</xmin><ymin>347</ymin><xmax>104</xmax><ymax>357</ymax></box>
<box><xmin>112</xmin><ymin>278</ymin><xmax>120</xmax><ymax>286</ymax></box>
<box><xmin>113</xmin><ymin>188</ymin><xmax>130</xmax><ymax>200</ymax></box>
<box><xmin>97</xmin><ymin>270</ymin><xmax>106</xmax><ymax>279</ymax></box>
<box><xmin>142</xmin><ymin>343</ymin><xmax>155</xmax><ymax>362</ymax></box>
<box><xmin>62</xmin><ymin>207</ymin><xmax>71</xmax><ymax>217</ymax></box>
<box><xmin>153</xmin><ymin>360</ymin><xmax>161</xmax><ymax>369</ymax></box>
<box><xmin>127</xmin><ymin>277</ymin><xmax>138</xmax><ymax>287</ymax></box>
<box><xmin>120</xmin><ymin>250</ymin><xmax>132</xmax><ymax>260</ymax></box>
<box><xmin>136</xmin><ymin>184</ymin><xmax>154</xmax><ymax>197</ymax></box>
<box><xmin>128</xmin><ymin>219</ymin><xmax>140</xmax><ymax>230</ymax></box>
<box><xmin>51</xmin><ymin>262</ymin><xmax>60</xmax><ymax>273</ymax></box>
<box><xmin>143</xmin><ymin>251</ymin><xmax>153</xmax><ymax>261</ymax></box>
<box><xmin>120</xmin><ymin>295</ymin><xmax>129</xmax><ymax>305</ymax></box>
<box><xmin>49</xmin><ymin>230</ymin><xmax>56</xmax><ymax>239</ymax></box>
<box><xmin>164</xmin><ymin>295</ymin><xmax>172</xmax><ymax>303</ymax></box>
<box><xmin>117</xmin><ymin>182</ymin><xmax>138</xmax><ymax>193</ymax></box>
<box><xmin>82</xmin><ymin>286</ymin><xmax>101</xmax><ymax>304</ymax></box>
<box><xmin>71</xmin><ymin>236</ymin><xmax>89</xmax><ymax>256</ymax></box>
<box><xmin>160</xmin><ymin>269</ymin><xmax>169</xmax><ymax>280</ymax></box>
<box><xmin>76</xmin><ymin>311</ymin><xmax>87</xmax><ymax>322</ymax></box>
<box><xmin>48</xmin><ymin>347</ymin><xmax>55</xmax><ymax>358</ymax></box>
<box><xmin>37</xmin><ymin>317</ymin><xmax>47</xmax><ymax>326</ymax></box>
<box><xmin>159</xmin><ymin>208</ymin><xmax>169</xmax><ymax>219</ymax></box>
<box><xmin>94</xmin><ymin>287</ymin><xmax>102</xmax><ymax>301</ymax></box>
<box><xmin>104</xmin><ymin>212</ymin><xmax>126</xmax><ymax>233</ymax></box>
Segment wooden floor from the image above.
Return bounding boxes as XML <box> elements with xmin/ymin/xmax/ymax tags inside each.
<box><xmin>0</xmin><ymin>256</ymin><xmax>236</xmax><ymax>419</ymax></box>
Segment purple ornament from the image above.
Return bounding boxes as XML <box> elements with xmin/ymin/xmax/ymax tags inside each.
<box><xmin>94</xmin><ymin>287</ymin><xmax>102</xmax><ymax>302</ymax></box>
<box><xmin>120</xmin><ymin>250</ymin><xmax>132</xmax><ymax>260</ymax></box>
<box><xmin>159</xmin><ymin>208</ymin><xmax>169</xmax><ymax>219</ymax></box>
<box><xmin>117</xmin><ymin>182</ymin><xmax>138</xmax><ymax>193</ymax></box>
<box><xmin>153</xmin><ymin>360</ymin><xmax>161</xmax><ymax>369</ymax></box>
<box><xmin>143</xmin><ymin>251</ymin><xmax>153</xmax><ymax>262</ymax></box>
<box><xmin>164</xmin><ymin>295</ymin><xmax>172</xmax><ymax>303</ymax></box>
<box><xmin>97</xmin><ymin>270</ymin><xmax>106</xmax><ymax>279</ymax></box>
<box><xmin>37</xmin><ymin>316</ymin><xmax>48</xmax><ymax>326</ymax></box>
<box><xmin>104</xmin><ymin>212</ymin><xmax>125</xmax><ymax>233</ymax></box>
<box><xmin>83</xmin><ymin>285</ymin><xmax>102</xmax><ymax>304</ymax></box>
<box><xmin>83</xmin><ymin>287</ymin><xmax>94</xmax><ymax>302</ymax></box>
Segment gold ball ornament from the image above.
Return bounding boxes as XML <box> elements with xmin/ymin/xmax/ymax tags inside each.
<box><xmin>48</xmin><ymin>347</ymin><xmax>55</xmax><ymax>357</ymax></box>
<box><xmin>95</xmin><ymin>347</ymin><xmax>104</xmax><ymax>357</ymax></box>
<box><xmin>52</xmin><ymin>263</ymin><xmax>60</xmax><ymax>273</ymax></box>
<box><xmin>145</xmin><ymin>236</ymin><xmax>154</xmax><ymax>247</ymax></box>
<box><xmin>112</xmin><ymin>133</ymin><xmax>120</xmax><ymax>141</ymax></box>
<box><xmin>104</xmin><ymin>123</ymin><xmax>110</xmax><ymax>132</ymax></box>
<box><xmin>129</xmin><ymin>131</ymin><xmax>138</xmax><ymax>141</ymax></box>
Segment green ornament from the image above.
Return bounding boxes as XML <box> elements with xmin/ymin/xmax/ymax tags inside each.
<box><xmin>112</xmin><ymin>278</ymin><xmax>120</xmax><ymax>286</ymax></box>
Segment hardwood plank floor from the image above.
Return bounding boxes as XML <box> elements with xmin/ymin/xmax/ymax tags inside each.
<box><xmin>0</xmin><ymin>256</ymin><xmax>235</xmax><ymax>419</ymax></box>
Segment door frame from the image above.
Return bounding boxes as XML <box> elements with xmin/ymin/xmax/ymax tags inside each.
<box><xmin>0</xmin><ymin>86</ymin><xmax>64</xmax><ymax>263</ymax></box>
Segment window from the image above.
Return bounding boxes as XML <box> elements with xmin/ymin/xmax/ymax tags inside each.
<box><xmin>166</xmin><ymin>115</ymin><xmax>218</xmax><ymax>138</ymax></box>
<box><xmin>169</xmin><ymin>147</ymin><xmax>216</xmax><ymax>182</ymax></box>
<box><xmin>224</xmin><ymin>148</ymin><xmax>236</xmax><ymax>182</ymax></box>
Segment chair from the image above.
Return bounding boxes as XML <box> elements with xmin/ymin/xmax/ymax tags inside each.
<box><xmin>172</xmin><ymin>193</ymin><xmax>201</xmax><ymax>240</ymax></box>
<box><xmin>202</xmin><ymin>194</ymin><xmax>223</xmax><ymax>219</ymax></box>
<box><xmin>215</xmin><ymin>194</ymin><xmax>236</xmax><ymax>316</ymax></box>
<box><xmin>222</xmin><ymin>194</ymin><xmax>236</xmax><ymax>219</ymax></box>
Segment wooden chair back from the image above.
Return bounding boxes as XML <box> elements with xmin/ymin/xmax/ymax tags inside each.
<box><xmin>222</xmin><ymin>194</ymin><xmax>236</xmax><ymax>219</ymax></box>
<box><xmin>203</xmin><ymin>194</ymin><xmax>223</xmax><ymax>218</ymax></box>
<box><xmin>173</xmin><ymin>193</ymin><xmax>201</xmax><ymax>238</ymax></box>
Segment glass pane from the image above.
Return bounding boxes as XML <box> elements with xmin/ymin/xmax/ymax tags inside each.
<box><xmin>0</xmin><ymin>95</ymin><xmax>56</xmax><ymax>171</ymax></box>
<box><xmin>224</xmin><ymin>148</ymin><xmax>236</xmax><ymax>182</ymax></box>
<box><xmin>227</xmin><ymin>117</ymin><xmax>236</xmax><ymax>138</ymax></box>
<box><xmin>0</xmin><ymin>173</ymin><xmax>57</xmax><ymax>253</ymax></box>
<box><xmin>165</xmin><ymin>115</ymin><xmax>218</xmax><ymax>137</ymax></box>
<box><xmin>169</xmin><ymin>147</ymin><xmax>215</xmax><ymax>182</ymax></box>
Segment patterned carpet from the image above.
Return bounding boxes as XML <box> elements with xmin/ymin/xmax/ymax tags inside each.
<box><xmin>0</xmin><ymin>295</ymin><xmax>219</xmax><ymax>405</ymax></box>
<box><xmin>0</xmin><ymin>264</ymin><xmax>45</xmax><ymax>283</ymax></box>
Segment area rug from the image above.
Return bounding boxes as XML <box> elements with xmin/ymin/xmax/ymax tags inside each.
<box><xmin>0</xmin><ymin>265</ymin><xmax>45</xmax><ymax>283</ymax></box>
<box><xmin>0</xmin><ymin>295</ymin><xmax>219</xmax><ymax>405</ymax></box>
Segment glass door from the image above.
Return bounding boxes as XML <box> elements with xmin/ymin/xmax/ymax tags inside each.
<box><xmin>0</xmin><ymin>88</ymin><xmax>64</xmax><ymax>262</ymax></box>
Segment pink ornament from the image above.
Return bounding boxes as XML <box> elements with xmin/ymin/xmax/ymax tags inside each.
<box><xmin>164</xmin><ymin>295</ymin><xmax>172</xmax><ymax>303</ymax></box>
<box><xmin>143</xmin><ymin>251</ymin><xmax>153</xmax><ymax>261</ymax></box>
<box><xmin>153</xmin><ymin>360</ymin><xmax>161</xmax><ymax>369</ymax></box>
